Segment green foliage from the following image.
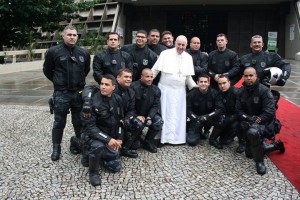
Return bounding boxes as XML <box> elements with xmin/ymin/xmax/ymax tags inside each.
<box><xmin>0</xmin><ymin>0</ymin><xmax>95</xmax><ymax>48</ymax></box>
<box><xmin>78</xmin><ymin>32</ymin><xmax>107</xmax><ymax>55</ymax></box>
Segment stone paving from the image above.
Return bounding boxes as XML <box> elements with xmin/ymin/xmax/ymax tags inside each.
<box><xmin>1</xmin><ymin>104</ymin><xmax>300</xmax><ymax>199</ymax></box>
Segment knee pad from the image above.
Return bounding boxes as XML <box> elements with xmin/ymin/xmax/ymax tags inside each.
<box><xmin>130</xmin><ymin>117</ymin><xmax>144</xmax><ymax>132</ymax></box>
<box><xmin>187</xmin><ymin>132</ymin><xmax>200</xmax><ymax>146</ymax></box>
<box><xmin>89</xmin><ymin>141</ymin><xmax>105</xmax><ymax>156</ymax></box>
<box><xmin>101</xmin><ymin>146</ymin><xmax>120</xmax><ymax>161</ymax></box>
<box><xmin>103</xmin><ymin>159</ymin><xmax>122</xmax><ymax>173</ymax></box>
<box><xmin>246</xmin><ymin>124</ymin><xmax>262</xmax><ymax>146</ymax></box>
<box><xmin>53</xmin><ymin>113</ymin><xmax>67</xmax><ymax>129</ymax></box>
<box><xmin>151</xmin><ymin>115</ymin><xmax>164</xmax><ymax>131</ymax></box>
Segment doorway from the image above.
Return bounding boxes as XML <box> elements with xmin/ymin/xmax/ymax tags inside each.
<box><xmin>167</xmin><ymin>11</ymin><xmax>228</xmax><ymax>53</ymax></box>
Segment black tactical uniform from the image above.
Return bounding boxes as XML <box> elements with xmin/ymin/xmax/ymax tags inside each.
<box><xmin>240</xmin><ymin>51</ymin><xmax>291</xmax><ymax>85</ymax></box>
<box><xmin>208</xmin><ymin>49</ymin><xmax>241</xmax><ymax>90</ymax></box>
<box><xmin>114</xmin><ymin>83</ymin><xmax>145</xmax><ymax>158</ymax></box>
<box><xmin>186</xmin><ymin>48</ymin><xmax>209</xmax><ymax>82</ymax></box>
<box><xmin>81</xmin><ymin>89</ymin><xmax>124</xmax><ymax>186</ymax></box>
<box><xmin>130</xmin><ymin>80</ymin><xmax>163</xmax><ymax>153</ymax></box>
<box><xmin>43</xmin><ymin>43</ymin><xmax>90</xmax><ymax>161</ymax></box>
<box><xmin>148</xmin><ymin>43</ymin><xmax>167</xmax><ymax>55</ymax></box>
<box><xmin>240</xmin><ymin>51</ymin><xmax>291</xmax><ymax>106</ymax></box>
<box><xmin>209</xmin><ymin>86</ymin><xmax>240</xmax><ymax>149</ymax></box>
<box><xmin>93</xmin><ymin>48</ymin><xmax>132</xmax><ymax>83</ymax></box>
<box><xmin>236</xmin><ymin>79</ymin><xmax>285</xmax><ymax>175</ymax></box>
<box><xmin>186</xmin><ymin>87</ymin><xmax>224</xmax><ymax>146</ymax></box>
<box><xmin>121</xmin><ymin>44</ymin><xmax>158</xmax><ymax>81</ymax></box>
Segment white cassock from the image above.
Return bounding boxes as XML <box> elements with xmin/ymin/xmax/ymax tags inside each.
<box><xmin>152</xmin><ymin>48</ymin><xmax>196</xmax><ymax>144</ymax></box>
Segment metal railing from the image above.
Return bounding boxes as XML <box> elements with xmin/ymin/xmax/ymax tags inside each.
<box><xmin>0</xmin><ymin>49</ymin><xmax>47</xmax><ymax>64</ymax></box>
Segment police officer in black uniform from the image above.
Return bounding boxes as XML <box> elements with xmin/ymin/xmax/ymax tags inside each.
<box><xmin>115</xmin><ymin>68</ymin><xmax>145</xmax><ymax>158</ymax></box>
<box><xmin>147</xmin><ymin>29</ymin><xmax>168</xmax><ymax>55</ymax></box>
<box><xmin>186</xmin><ymin>37</ymin><xmax>209</xmax><ymax>83</ymax></box>
<box><xmin>209</xmin><ymin>75</ymin><xmax>240</xmax><ymax>150</ymax></box>
<box><xmin>236</xmin><ymin>67</ymin><xmax>285</xmax><ymax>175</ymax></box>
<box><xmin>186</xmin><ymin>74</ymin><xmax>224</xmax><ymax>146</ymax></box>
<box><xmin>130</xmin><ymin>68</ymin><xmax>163</xmax><ymax>153</ymax></box>
<box><xmin>93</xmin><ymin>32</ymin><xmax>132</xmax><ymax>83</ymax></box>
<box><xmin>161</xmin><ymin>30</ymin><xmax>175</xmax><ymax>49</ymax></box>
<box><xmin>43</xmin><ymin>25</ymin><xmax>90</xmax><ymax>161</ymax></box>
<box><xmin>208</xmin><ymin>33</ymin><xmax>241</xmax><ymax>90</ymax></box>
<box><xmin>121</xmin><ymin>30</ymin><xmax>157</xmax><ymax>81</ymax></box>
<box><xmin>81</xmin><ymin>75</ymin><xmax>124</xmax><ymax>186</ymax></box>
<box><xmin>240</xmin><ymin>35</ymin><xmax>291</xmax><ymax>105</ymax></box>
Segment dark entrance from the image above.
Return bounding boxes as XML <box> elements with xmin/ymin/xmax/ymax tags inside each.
<box><xmin>167</xmin><ymin>12</ymin><xmax>228</xmax><ymax>52</ymax></box>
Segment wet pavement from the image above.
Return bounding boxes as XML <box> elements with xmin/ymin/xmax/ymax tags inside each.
<box><xmin>0</xmin><ymin>60</ymin><xmax>300</xmax><ymax>199</ymax></box>
<box><xmin>0</xmin><ymin>59</ymin><xmax>299</xmax><ymax>107</ymax></box>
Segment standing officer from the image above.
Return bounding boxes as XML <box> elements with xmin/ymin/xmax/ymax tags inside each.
<box><xmin>93</xmin><ymin>32</ymin><xmax>132</xmax><ymax>83</ymax></box>
<box><xmin>240</xmin><ymin>35</ymin><xmax>291</xmax><ymax>86</ymax></box>
<box><xmin>208</xmin><ymin>33</ymin><xmax>241</xmax><ymax>90</ymax></box>
<box><xmin>209</xmin><ymin>75</ymin><xmax>240</xmax><ymax>150</ymax></box>
<box><xmin>161</xmin><ymin>30</ymin><xmax>175</xmax><ymax>49</ymax></box>
<box><xmin>130</xmin><ymin>68</ymin><xmax>163</xmax><ymax>153</ymax></box>
<box><xmin>81</xmin><ymin>75</ymin><xmax>124</xmax><ymax>186</ymax></box>
<box><xmin>121</xmin><ymin>30</ymin><xmax>157</xmax><ymax>81</ymax></box>
<box><xmin>186</xmin><ymin>74</ymin><xmax>224</xmax><ymax>146</ymax></box>
<box><xmin>43</xmin><ymin>25</ymin><xmax>90</xmax><ymax>161</ymax></box>
<box><xmin>147</xmin><ymin>29</ymin><xmax>168</xmax><ymax>55</ymax></box>
<box><xmin>240</xmin><ymin>35</ymin><xmax>291</xmax><ymax>105</ymax></box>
<box><xmin>186</xmin><ymin>37</ymin><xmax>209</xmax><ymax>83</ymax></box>
<box><xmin>236</xmin><ymin>67</ymin><xmax>285</xmax><ymax>175</ymax></box>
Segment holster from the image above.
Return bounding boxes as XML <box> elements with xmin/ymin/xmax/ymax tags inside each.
<box><xmin>48</xmin><ymin>97</ymin><xmax>54</xmax><ymax>114</ymax></box>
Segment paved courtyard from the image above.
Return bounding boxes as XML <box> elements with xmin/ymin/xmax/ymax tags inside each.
<box><xmin>0</xmin><ymin>60</ymin><xmax>300</xmax><ymax>199</ymax></box>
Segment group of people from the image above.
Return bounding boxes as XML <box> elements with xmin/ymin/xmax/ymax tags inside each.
<box><xmin>43</xmin><ymin>25</ymin><xmax>291</xmax><ymax>186</ymax></box>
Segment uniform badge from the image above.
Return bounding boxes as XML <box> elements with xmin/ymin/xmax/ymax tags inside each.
<box><xmin>121</xmin><ymin>62</ymin><xmax>125</xmax><ymax>68</ymax></box>
<box><xmin>79</xmin><ymin>56</ymin><xmax>84</xmax><ymax>62</ymax></box>
<box><xmin>244</xmin><ymin>62</ymin><xmax>251</xmax><ymax>67</ymax></box>
<box><xmin>260</xmin><ymin>62</ymin><xmax>266</xmax><ymax>68</ymax></box>
<box><xmin>143</xmin><ymin>59</ymin><xmax>148</xmax><ymax>65</ymax></box>
<box><xmin>225</xmin><ymin>60</ymin><xmax>230</xmax><ymax>66</ymax></box>
<box><xmin>253</xmin><ymin>97</ymin><xmax>259</xmax><ymax>104</ymax></box>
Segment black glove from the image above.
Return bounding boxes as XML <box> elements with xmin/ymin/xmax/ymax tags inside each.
<box><xmin>199</xmin><ymin>115</ymin><xmax>209</xmax><ymax>123</ymax></box>
<box><xmin>240</xmin><ymin>121</ymin><xmax>250</xmax><ymax>130</ymax></box>
<box><xmin>82</xmin><ymin>97</ymin><xmax>92</xmax><ymax>114</ymax></box>
<box><xmin>241</xmin><ymin>114</ymin><xmax>256</xmax><ymax>123</ymax></box>
<box><xmin>276</xmin><ymin>74</ymin><xmax>287</xmax><ymax>86</ymax></box>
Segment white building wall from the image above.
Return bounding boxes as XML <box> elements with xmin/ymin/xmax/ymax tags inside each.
<box><xmin>285</xmin><ymin>2</ymin><xmax>300</xmax><ymax>59</ymax></box>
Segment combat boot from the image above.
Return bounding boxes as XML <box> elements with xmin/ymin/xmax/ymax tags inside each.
<box><xmin>121</xmin><ymin>132</ymin><xmax>138</xmax><ymax>158</ymax></box>
<box><xmin>89</xmin><ymin>154</ymin><xmax>101</xmax><ymax>186</ymax></box>
<box><xmin>209</xmin><ymin>126</ymin><xmax>223</xmax><ymax>149</ymax></box>
<box><xmin>121</xmin><ymin>148</ymin><xmax>138</xmax><ymax>158</ymax></box>
<box><xmin>143</xmin><ymin>140</ymin><xmax>157</xmax><ymax>153</ymax></box>
<box><xmin>256</xmin><ymin>162</ymin><xmax>266</xmax><ymax>175</ymax></box>
<box><xmin>274</xmin><ymin>139</ymin><xmax>285</xmax><ymax>153</ymax></box>
<box><xmin>209</xmin><ymin>139</ymin><xmax>223</xmax><ymax>149</ymax></box>
<box><xmin>70</xmin><ymin>126</ymin><xmax>82</xmax><ymax>155</ymax></box>
<box><xmin>81</xmin><ymin>153</ymin><xmax>89</xmax><ymax>167</ymax></box>
<box><xmin>236</xmin><ymin>139</ymin><xmax>246</xmax><ymax>154</ymax></box>
<box><xmin>51</xmin><ymin>128</ymin><xmax>63</xmax><ymax>161</ymax></box>
<box><xmin>263</xmin><ymin>139</ymin><xmax>285</xmax><ymax>154</ymax></box>
<box><xmin>51</xmin><ymin>144</ymin><xmax>61</xmax><ymax>161</ymax></box>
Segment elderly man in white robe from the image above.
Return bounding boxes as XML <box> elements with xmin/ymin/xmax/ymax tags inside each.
<box><xmin>151</xmin><ymin>35</ymin><xmax>196</xmax><ymax>145</ymax></box>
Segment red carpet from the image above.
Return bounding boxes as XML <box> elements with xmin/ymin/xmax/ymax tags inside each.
<box><xmin>235</xmin><ymin>79</ymin><xmax>300</xmax><ymax>192</ymax></box>
<box><xmin>268</xmin><ymin>98</ymin><xmax>300</xmax><ymax>192</ymax></box>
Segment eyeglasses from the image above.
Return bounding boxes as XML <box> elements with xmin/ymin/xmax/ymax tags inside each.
<box><xmin>136</xmin><ymin>35</ymin><xmax>146</xmax><ymax>39</ymax></box>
